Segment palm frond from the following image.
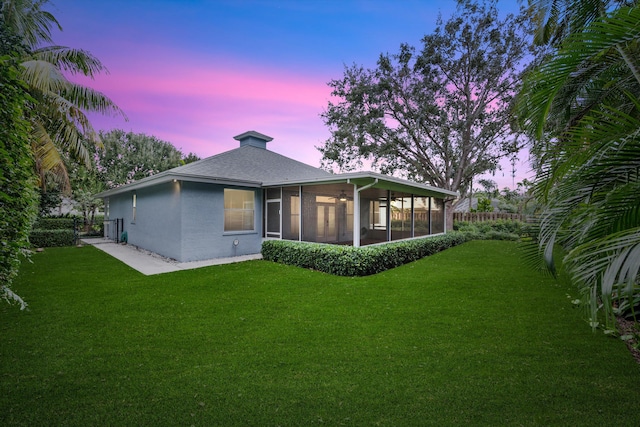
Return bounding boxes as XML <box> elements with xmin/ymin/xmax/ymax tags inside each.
<box><xmin>516</xmin><ymin>5</ymin><xmax>640</xmax><ymax>138</ymax></box>
<box><xmin>20</xmin><ymin>59</ymin><xmax>70</xmax><ymax>94</ymax></box>
<box><xmin>31</xmin><ymin>45</ymin><xmax>107</xmax><ymax>77</ymax></box>
<box><xmin>30</xmin><ymin>120</ymin><xmax>70</xmax><ymax>191</ymax></box>
<box><xmin>0</xmin><ymin>0</ymin><xmax>61</xmax><ymax>49</ymax></box>
<box><xmin>60</xmin><ymin>83</ymin><xmax>126</xmax><ymax>118</ymax></box>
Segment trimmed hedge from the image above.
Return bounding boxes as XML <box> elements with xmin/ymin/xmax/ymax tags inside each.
<box><xmin>32</xmin><ymin>217</ymin><xmax>77</xmax><ymax>230</ymax></box>
<box><xmin>262</xmin><ymin>232</ymin><xmax>471</xmax><ymax>276</ymax></box>
<box><xmin>29</xmin><ymin>229</ymin><xmax>76</xmax><ymax>247</ymax></box>
<box><xmin>454</xmin><ymin>219</ymin><xmax>532</xmax><ymax>240</ymax></box>
<box><xmin>29</xmin><ymin>217</ymin><xmax>78</xmax><ymax>247</ymax></box>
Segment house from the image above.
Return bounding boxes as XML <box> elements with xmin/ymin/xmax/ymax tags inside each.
<box><xmin>96</xmin><ymin>131</ymin><xmax>458</xmax><ymax>262</ymax></box>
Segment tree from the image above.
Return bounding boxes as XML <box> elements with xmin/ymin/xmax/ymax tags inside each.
<box><xmin>319</xmin><ymin>0</ymin><xmax>531</xmax><ymax>227</ymax></box>
<box><xmin>0</xmin><ymin>23</ymin><xmax>37</xmax><ymax>310</ymax></box>
<box><xmin>95</xmin><ymin>130</ymin><xmax>188</xmax><ymax>189</ymax></box>
<box><xmin>516</xmin><ymin>1</ymin><xmax>640</xmax><ymax>330</ymax></box>
<box><xmin>1</xmin><ymin>0</ymin><xmax>125</xmax><ymax>191</ymax></box>
<box><xmin>181</xmin><ymin>152</ymin><xmax>201</xmax><ymax>165</ymax></box>
<box><xmin>64</xmin><ymin>130</ymin><xmax>193</xmax><ymax>231</ymax></box>
<box><xmin>70</xmin><ymin>162</ymin><xmax>104</xmax><ymax>232</ymax></box>
<box><xmin>477</xmin><ymin>178</ymin><xmax>499</xmax><ymax>198</ymax></box>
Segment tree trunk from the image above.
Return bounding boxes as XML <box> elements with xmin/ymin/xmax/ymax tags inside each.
<box><xmin>445</xmin><ymin>199</ymin><xmax>454</xmax><ymax>231</ymax></box>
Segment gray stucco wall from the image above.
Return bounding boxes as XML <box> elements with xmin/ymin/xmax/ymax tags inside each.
<box><xmin>106</xmin><ymin>181</ymin><xmax>183</xmax><ymax>260</ymax></box>
<box><xmin>104</xmin><ymin>181</ymin><xmax>263</xmax><ymax>262</ymax></box>
<box><xmin>180</xmin><ymin>182</ymin><xmax>262</xmax><ymax>262</ymax></box>
<box><xmin>131</xmin><ymin>181</ymin><xmax>183</xmax><ymax>260</ymax></box>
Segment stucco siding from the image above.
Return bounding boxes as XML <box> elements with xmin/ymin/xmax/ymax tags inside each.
<box><xmin>106</xmin><ymin>193</ymin><xmax>133</xmax><ymax>234</ymax></box>
<box><xmin>179</xmin><ymin>182</ymin><xmax>263</xmax><ymax>262</ymax></box>
<box><xmin>128</xmin><ymin>181</ymin><xmax>182</xmax><ymax>260</ymax></box>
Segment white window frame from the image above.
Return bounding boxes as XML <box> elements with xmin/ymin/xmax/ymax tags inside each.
<box><xmin>224</xmin><ymin>189</ymin><xmax>255</xmax><ymax>232</ymax></box>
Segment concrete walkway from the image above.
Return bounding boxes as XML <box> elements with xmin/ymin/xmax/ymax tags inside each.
<box><xmin>80</xmin><ymin>238</ymin><xmax>262</xmax><ymax>276</ymax></box>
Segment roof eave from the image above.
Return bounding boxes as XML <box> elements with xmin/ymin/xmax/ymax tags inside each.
<box><xmin>264</xmin><ymin>171</ymin><xmax>459</xmax><ymax>198</ymax></box>
<box><xmin>95</xmin><ymin>172</ymin><xmax>262</xmax><ymax>198</ymax></box>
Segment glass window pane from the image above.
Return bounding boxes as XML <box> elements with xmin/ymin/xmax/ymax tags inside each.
<box><xmin>414</xmin><ymin>197</ymin><xmax>430</xmax><ymax>237</ymax></box>
<box><xmin>224</xmin><ymin>189</ymin><xmax>255</xmax><ymax>231</ymax></box>
<box><xmin>431</xmin><ymin>198</ymin><xmax>444</xmax><ymax>234</ymax></box>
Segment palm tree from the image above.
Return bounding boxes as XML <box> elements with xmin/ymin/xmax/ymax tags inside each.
<box><xmin>1</xmin><ymin>0</ymin><xmax>125</xmax><ymax>191</ymax></box>
<box><xmin>516</xmin><ymin>1</ymin><xmax>640</xmax><ymax>330</ymax></box>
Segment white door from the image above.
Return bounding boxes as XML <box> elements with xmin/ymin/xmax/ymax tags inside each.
<box><xmin>266</xmin><ymin>200</ymin><xmax>281</xmax><ymax>238</ymax></box>
<box><xmin>316</xmin><ymin>204</ymin><xmax>336</xmax><ymax>242</ymax></box>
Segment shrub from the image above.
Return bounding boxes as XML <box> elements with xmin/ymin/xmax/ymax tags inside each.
<box><xmin>454</xmin><ymin>219</ymin><xmax>529</xmax><ymax>239</ymax></box>
<box><xmin>33</xmin><ymin>217</ymin><xmax>78</xmax><ymax>231</ymax></box>
<box><xmin>29</xmin><ymin>229</ymin><xmax>76</xmax><ymax>247</ymax></box>
<box><xmin>0</xmin><ymin>45</ymin><xmax>38</xmax><ymax>310</ymax></box>
<box><xmin>262</xmin><ymin>232</ymin><xmax>470</xmax><ymax>276</ymax></box>
<box><xmin>30</xmin><ymin>216</ymin><xmax>79</xmax><ymax>247</ymax></box>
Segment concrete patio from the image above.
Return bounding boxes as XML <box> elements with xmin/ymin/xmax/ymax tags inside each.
<box><xmin>80</xmin><ymin>238</ymin><xmax>262</xmax><ymax>275</ymax></box>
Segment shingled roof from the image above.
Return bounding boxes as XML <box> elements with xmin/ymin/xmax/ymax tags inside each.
<box><xmin>95</xmin><ymin>131</ymin><xmax>331</xmax><ymax>197</ymax></box>
<box><xmin>170</xmin><ymin>144</ymin><xmax>331</xmax><ymax>183</ymax></box>
<box><xmin>95</xmin><ymin>130</ymin><xmax>458</xmax><ymax>200</ymax></box>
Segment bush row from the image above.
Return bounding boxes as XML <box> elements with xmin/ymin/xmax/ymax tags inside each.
<box><xmin>32</xmin><ymin>217</ymin><xmax>77</xmax><ymax>230</ymax></box>
<box><xmin>453</xmin><ymin>219</ymin><xmax>532</xmax><ymax>238</ymax></box>
<box><xmin>262</xmin><ymin>232</ymin><xmax>471</xmax><ymax>276</ymax></box>
<box><xmin>29</xmin><ymin>229</ymin><xmax>76</xmax><ymax>247</ymax></box>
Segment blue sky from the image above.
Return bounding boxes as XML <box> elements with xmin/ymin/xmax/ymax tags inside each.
<box><xmin>51</xmin><ymin>0</ymin><xmax>529</xmax><ymax>188</ymax></box>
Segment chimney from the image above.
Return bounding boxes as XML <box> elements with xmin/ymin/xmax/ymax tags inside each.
<box><xmin>233</xmin><ymin>130</ymin><xmax>273</xmax><ymax>150</ymax></box>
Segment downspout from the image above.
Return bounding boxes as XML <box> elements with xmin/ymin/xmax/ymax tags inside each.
<box><xmin>352</xmin><ymin>178</ymin><xmax>378</xmax><ymax>247</ymax></box>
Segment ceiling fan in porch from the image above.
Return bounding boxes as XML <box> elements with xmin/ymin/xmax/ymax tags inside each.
<box><xmin>329</xmin><ymin>190</ymin><xmax>353</xmax><ymax>202</ymax></box>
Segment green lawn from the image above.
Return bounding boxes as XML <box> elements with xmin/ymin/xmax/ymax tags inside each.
<box><xmin>2</xmin><ymin>241</ymin><xmax>639</xmax><ymax>426</ymax></box>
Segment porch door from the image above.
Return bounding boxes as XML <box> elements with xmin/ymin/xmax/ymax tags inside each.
<box><xmin>316</xmin><ymin>204</ymin><xmax>336</xmax><ymax>242</ymax></box>
<box><xmin>266</xmin><ymin>200</ymin><xmax>281</xmax><ymax>238</ymax></box>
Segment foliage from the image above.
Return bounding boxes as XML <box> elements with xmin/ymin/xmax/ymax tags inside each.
<box><xmin>2</xmin><ymin>242</ymin><xmax>640</xmax><ymax>425</ymax></box>
<box><xmin>181</xmin><ymin>152</ymin><xmax>201</xmax><ymax>165</ymax></box>
<box><xmin>1</xmin><ymin>0</ymin><xmax>125</xmax><ymax>191</ymax></box>
<box><xmin>319</xmin><ymin>0</ymin><xmax>531</xmax><ymax>210</ymax></box>
<box><xmin>30</xmin><ymin>216</ymin><xmax>78</xmax><ymax>247</ymax></box>
<box><xmin>28</xmin><ymin>229</ymin><xmax>76</xmax><ymax>247</ymax></box>
<box><xmin>37</xmin><ymin>188</ymin><xmax>61</xmax><ymax>215</ymax></box>
<box><xmin>516</xmin><ymin>1</ymin><xmax>640</xmax><ymax>329</ymax></box>
<box><xmin>88</xmin><ymin>214</ymin><xmax>104</xmax><ymax>236</ymax></box>
<box><xmin>95</xmin><ymin>130</ymin><xmax>186</xmax><ymax>188</ymax></box>
<box><xmin>454</xmin><ymin>219</ymin><xmax>531</xmax><ymax>239</ymax></box>
<box><xmin>63</xmin><ymin>130</ymin><xmax>190</xmax><ymax>232</ymax></box>
<box><xmin>0</xmin><ymin>23</ymin><xmax>37</xmax><ymax>310</ymax></box>
<box><xmin>32</xmin><ymin>217</ymin><xmax>76</xmax><ymax>230</ymax></box>
<box><xmin>262</xmin><ymin>233</ymin><xmax>470</xmax><ymax>276</ymax></box>
<box><xmin>475</xmin><ymin>197</ymin><xmax>494</xmax><ymax>212</ymax></box>
<box><xmin>69</xmin><ymin>160</ymin><xmax>104</xmax><ymax>231</ymax></box>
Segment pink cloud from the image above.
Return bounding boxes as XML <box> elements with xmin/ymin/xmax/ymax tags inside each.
<box><xmin>71</xmin><ymin>44</ymin><xmax>333</xmax><ymax>163</ymax></box>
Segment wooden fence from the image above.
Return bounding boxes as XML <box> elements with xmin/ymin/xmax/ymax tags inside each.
<box><xmin>453</xmin><ymin>212</ymin><xmax>528</xmax><ymax>222</ymax></box>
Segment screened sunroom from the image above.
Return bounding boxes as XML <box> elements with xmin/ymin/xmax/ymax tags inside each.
<box><xmin>263</xmin><ymin>172</ymin><xmax>456</xmax><ymax>247</ymax></box>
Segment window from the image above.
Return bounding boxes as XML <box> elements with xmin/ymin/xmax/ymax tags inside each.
<box><xmin>132</xmin><ymin>193</ymin><xmax>137</xmax><ymax>222</ymax></box>
<box><xmin>224</xmin><ymin>189</ymin><xmax>255</xmax><ymax>232</ymax></box>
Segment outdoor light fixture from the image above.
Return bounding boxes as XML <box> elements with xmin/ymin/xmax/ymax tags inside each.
<box><xmin>338</xmin><ymin>190</ymin><xmax>347</xmax><ymax>202</ymax></box>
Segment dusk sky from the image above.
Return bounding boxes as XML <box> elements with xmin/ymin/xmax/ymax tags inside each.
<box><xmin>51</xmin><ymin>0</ymin><xmax>530</xmax><ymax>189</ymax></box>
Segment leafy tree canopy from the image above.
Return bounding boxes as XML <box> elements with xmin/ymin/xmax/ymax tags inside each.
<box><xmin>95</xmin><ymin>130</ymin><xmax>196</xmax><ymax>189</ymax></box>
<box><xmin>65</xmin><ymin>130</ymin><xmax>200</xmax><ymax>230</ymax></box>
<box><xmin>319</xmin><ymin>0</ymin><xmax>532</xmax><ymax>199</ymax></box>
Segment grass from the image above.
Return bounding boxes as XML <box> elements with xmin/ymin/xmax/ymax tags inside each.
<box><xmin>1</xmin><ymin>240</ymin><xmax>639</xmax><ymax>426</ymax></box>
